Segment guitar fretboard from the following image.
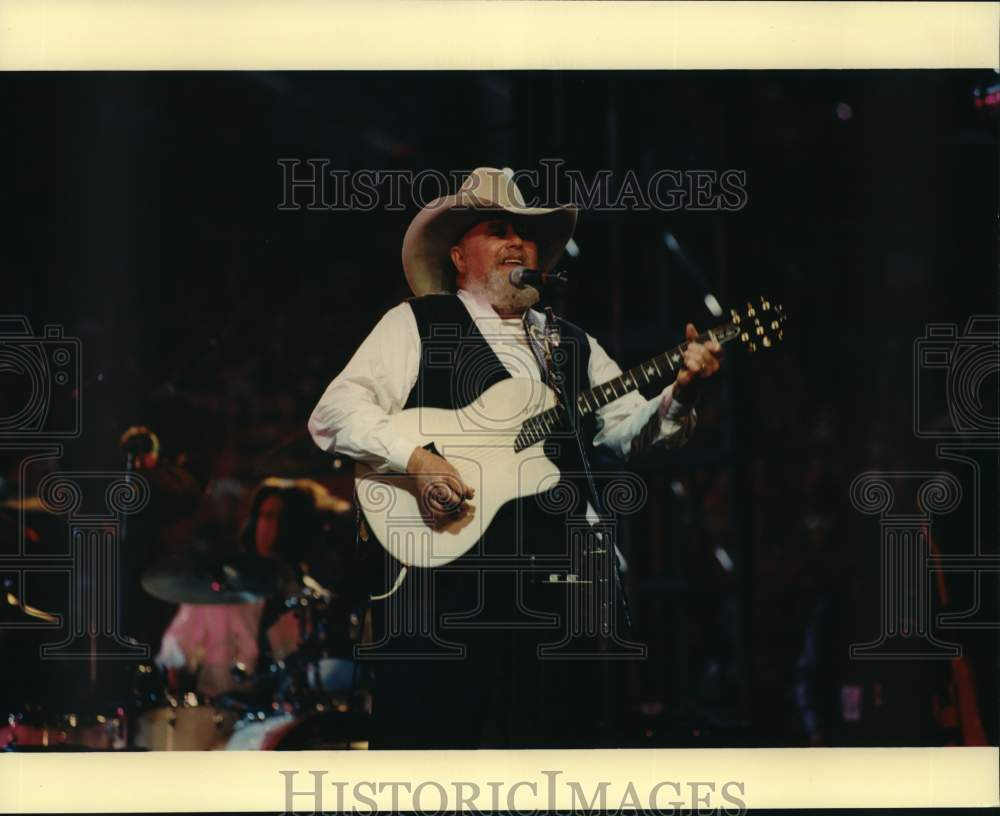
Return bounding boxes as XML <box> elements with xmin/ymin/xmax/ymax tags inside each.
<box><xmin>513</xmin><ymin>323</ymin><xmax>741</xmax><ymax>452</ymax></box>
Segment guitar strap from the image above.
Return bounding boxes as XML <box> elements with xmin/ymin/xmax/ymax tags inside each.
<box><xmin>522</xmin><ymin>309</ymin><xmax>553</xmax><ymax>385</ymax></box>
<box><xmin>542</xmin><ymin>306</ymin><xmax>563</xmax><ymax>392</ymax></box>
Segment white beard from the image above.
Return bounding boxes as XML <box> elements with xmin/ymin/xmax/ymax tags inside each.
<box><xmin>481</xmin><ymin>269</ymin><xmax>540</xmax><ymax>314</ymax></box>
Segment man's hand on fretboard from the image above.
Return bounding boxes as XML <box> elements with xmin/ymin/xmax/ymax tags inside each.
<box><xmin>673</xmin><ymin>322</ymin><xmax>724</xmax><ymax>403</ymax></box>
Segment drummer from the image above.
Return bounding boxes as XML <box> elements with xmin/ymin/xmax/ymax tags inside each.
<box><xmin>155</xmin><ymin>478</ymin><xmax>344</xmax><ymax>696</ymax></box>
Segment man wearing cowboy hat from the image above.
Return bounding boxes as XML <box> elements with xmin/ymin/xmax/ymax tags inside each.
<box><xmin>309</xmin><ymin>167</ymin><xmax>722</xmax><ymax>748</ymax></box>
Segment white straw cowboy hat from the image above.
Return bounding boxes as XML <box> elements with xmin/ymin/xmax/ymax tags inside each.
<box><xmin>402</xmin><ymin>167</ymin><xmax>578</xmax><ymax>297</ymax></box>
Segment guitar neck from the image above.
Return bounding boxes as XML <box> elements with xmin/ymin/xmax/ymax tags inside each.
<box><xmin>513</xmin><ymin>321</ymin><xmax>740</xmax><ymax>452</ymax></box>
<box><xmin>576</xmin><ymin>322</ymin><xmax>741</xmax><ymax>416</ymax></box>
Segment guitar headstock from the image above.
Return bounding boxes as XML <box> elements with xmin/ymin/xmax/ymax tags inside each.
<box><xmin>730</xmin><ymin>296</ymin><xmax>787</xmax><ymax>353</ymax></box>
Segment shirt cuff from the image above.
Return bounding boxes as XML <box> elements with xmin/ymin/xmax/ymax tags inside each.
<box><xmin>386</xmin><ymin>435</ymin><xmax>423</xmax><ymax>474</ymax></box>
<box><xmin>659</xmin><ymin>384</ymin><xmax>693</xmax><ymax>421</ymax></box>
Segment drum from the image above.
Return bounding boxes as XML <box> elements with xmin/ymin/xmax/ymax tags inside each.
<box><xmin>1</xmin><ymin>705</ymin><xmax>127</xmax><ymax>751</ymax></box>
<box><xmin>223</xmin><ymin>711</ymin><xmax>297</xmax><ymax>751</ymax></box>
<box><xmin>272</xmin><ymin>581</ymin><xmax>361</xmax><ymax>705</ymax></box>
<box><xmin>131</xmin><ymin>663</ymin><xmax>236</xmax><ymax>751</ymax></box>
<box><xmin>224</xmin><ymin>709</ymin><xmax>369</xmax><ymax>750</ymax></box>
<box><xmin>133</xmin><ymin>699</ymin><xmax>236</xmax><ymax>751</ymax></box>
<box><xmin>312</xmin><ymin>657</ymin><xmax>356</xmax><ymax>694</ymax></box>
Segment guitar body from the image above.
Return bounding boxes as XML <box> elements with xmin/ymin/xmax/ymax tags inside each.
<box><xmin>354</xmin><ymin>378</ymin><xmax>561</xmax><ymax>568</ymax></box>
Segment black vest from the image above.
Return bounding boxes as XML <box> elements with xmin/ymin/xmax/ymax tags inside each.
<box><xmin>404</xmin><ymin>293</ymin><xmax>604</xmax><ymax>533</ymax></box>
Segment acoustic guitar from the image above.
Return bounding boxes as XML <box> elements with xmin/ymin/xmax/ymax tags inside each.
<box><xmin>356</xmin><ymin>296</ymin><xmax>786</xmax><ymax>570</ymax></box>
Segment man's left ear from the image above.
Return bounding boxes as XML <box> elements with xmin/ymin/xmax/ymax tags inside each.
<box><xmin>449</xmin><ymin>245</ymin><xmax>465</xmax><ymax>276</ymax></box>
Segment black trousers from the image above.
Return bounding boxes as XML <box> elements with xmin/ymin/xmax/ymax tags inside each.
<box><xmin>363</xmin><ymin>565</ymin><xmax>629</xmax><ymax>749</ymax></box>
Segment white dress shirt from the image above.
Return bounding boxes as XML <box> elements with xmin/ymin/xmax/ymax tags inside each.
<box><xmin>308</xmin><ymin>288</ymin><xmax>695</xmax><ymax>475</ymax></box>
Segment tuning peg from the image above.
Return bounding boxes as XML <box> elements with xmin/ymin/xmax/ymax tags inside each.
<box><xmin>748</xmin><ymin>341</ymin><xmax>757</xmax><ymax>353</ymax></box>
<box><xmin>740</xmin><ymin>331</ymin><xmax>749</xmax><ymax>342</ymax></box>
<box><xmin>731</xmin><ymin>308</ymin><xmax>741</xmax><ymax>324</ymax></box>
<box><xmin>763</xmin><ymin>336</ymin><xmax>772</xmax><ymax>348</ymax></box>
<box><xmin>761</xmin><ymin>298</ymin><xmax>771</xmax><ymax>310</ymax></box>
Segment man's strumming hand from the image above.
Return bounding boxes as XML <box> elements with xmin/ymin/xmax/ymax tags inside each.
<box><xmin>406</xmin><ymin>446</ymin><xmax>476</xmax><ymax>526</ymax></box>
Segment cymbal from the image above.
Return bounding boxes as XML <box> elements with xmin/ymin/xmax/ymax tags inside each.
<box><xmin>1</xmin><ymin>590</ymin><xmax>59</xmax><ymax>624</ymax></box>
<box><xmin>0</xmin><ymin>496</ymin><xmax>46</xmax><ymax>512</ymax></box>
<box><xmin>141</xmin><ymin>554</ymin><xmax>284</xmax><ymax>605</ymax></box>
<box><xmin>257</xmin><ymin>476</ymin><xmax>352</xmax><ymax>515</ymax></box>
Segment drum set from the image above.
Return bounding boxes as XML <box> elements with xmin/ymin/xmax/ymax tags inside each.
<box><xmin>140</xmin><ymin>551</ymin><xmax>370</xmax><ymax>751</ymax></box>
<box><xmin>1</xmin><ymin>429</ymin><xmax>370</xmax><ymax>752</ymax></box>
<box><xmin>3</xmin><ymin>553</ymin><xmax>368</xmax><ymax>752</ymax></box>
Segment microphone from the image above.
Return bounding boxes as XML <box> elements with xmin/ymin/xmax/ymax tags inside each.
<box><xmin>508</xmin><ymin>267</ymin><xmax>569</xmax><ymax>289</ymax></box>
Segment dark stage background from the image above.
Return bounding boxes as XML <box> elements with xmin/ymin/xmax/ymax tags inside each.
<box><xmin>4</xmin><ymin>70</ymin><xmax>998</xmax><ymax>748</ymax></box>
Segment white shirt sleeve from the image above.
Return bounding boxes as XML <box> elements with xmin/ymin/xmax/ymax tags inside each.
<box><xmin>587</xmin><ymin>333</ymin><xmax>696</xmax><ymax>460</ymax></box>
<box><xmin>307</xmin><ymin>303</ymin><xmax>423</xmax><ymax>473</ymax></box>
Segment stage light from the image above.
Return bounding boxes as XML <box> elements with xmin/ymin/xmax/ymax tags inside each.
<box><xmin>973</xmin><ymin>81</ymin><xmax>1000</xmax><ymax>111</ymax></box>
<box><xmin>835</xmin><ymin>102</ymin><xmax>854</xmax><ymax>121</ymax></box>
<box><xmin>714</xmin><ymin>546</ymin><xmax>735</xmax><ymax>573</ymax></box>
<box><xmin>703</xmin><ymin>293</ymin><xmax>723</xmax><ymax>317</ymax></box>
<box><xmin>664</xmin><ymin>231</ymin><xmax>723</xmax><ymax>317</ymax></box>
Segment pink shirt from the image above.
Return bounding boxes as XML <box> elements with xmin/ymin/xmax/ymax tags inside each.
<box><xmin>157</xmin><ymin>602</ymin><xmax>301</xmax><ymax>695</ymax></box>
